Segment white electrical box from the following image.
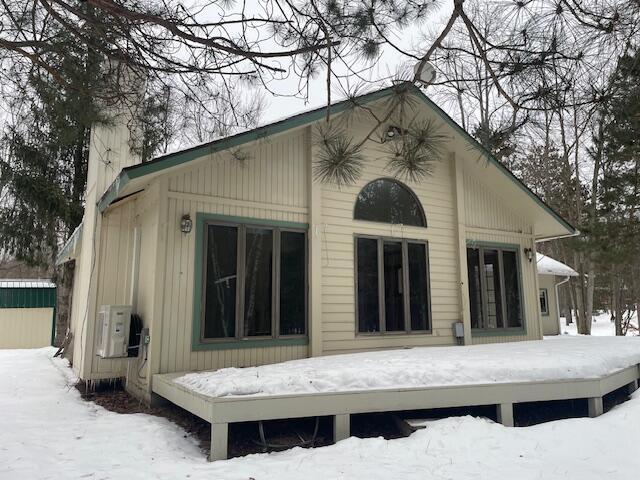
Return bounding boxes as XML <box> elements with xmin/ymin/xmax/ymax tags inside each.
<box><xmin>96</xmin><ymin>305</ymin><xmax>132</xmax><ymax>358</ymax></box>
<box><xmin>453</xmin><ymin>321</ymin><xmax>465</xmax><ymax>338</ymax></box>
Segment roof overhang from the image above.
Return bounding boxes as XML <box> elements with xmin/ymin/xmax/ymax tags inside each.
<box><xmin>97</xmin><ymin>86</ymin><xmax>403</xmax><ymax>212</ymax></box>
<box><xmin>96</xmin><ymin>83</ymin><xmax>578</xmax><ymax>241</ymax></box>
<box><xmin>56</xmin><ymin>222</ymin><xmax>83</xmax><ymax>266</ymax></box>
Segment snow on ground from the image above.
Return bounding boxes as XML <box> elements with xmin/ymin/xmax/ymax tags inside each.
<box><xmin>561</xmin><ymin>312</ymin><xmax>639</xmax><ymax>336</ymax></box>
<box><xmin>174</xmin><ymin>336</ymin><xmax>640</xmax><ymax>398</ymax></box>
<box><xmin>2</xmin><ymin>347</ymin><xmax>640</xmax><ymax>479</ymax></box>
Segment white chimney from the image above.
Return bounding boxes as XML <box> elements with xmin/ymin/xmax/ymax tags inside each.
<box><xmin>85</xmin><ymin>60</ymin><xmax>146</xmax><ymax>200</ymax></box>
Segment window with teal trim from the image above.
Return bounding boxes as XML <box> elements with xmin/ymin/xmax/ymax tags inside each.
<box><xmin>355</xmin><ymin>236</ymin><xmax>431</xmax><ymax>334</ymax></box>
<box><xmin>467</xmin><ymin>245</ymin><xmax>523</xmax><ymax>331</ymax></box>
<box><xmin>201</xmin><ymin>221</ymin><xmax>307</xmax><ymax>342</ymax></box>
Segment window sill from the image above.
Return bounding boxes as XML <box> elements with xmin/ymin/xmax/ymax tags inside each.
<box><xmin>192</xmin><ymin>337</ymin><xmax>308</xmax><ymax>351</ymax></box>
<box><xmin>471</xmin><ymin>328</ymin><xmax>527</xmax><ymax>337</ymax></box>
<box><xmin>356</xmin><ymin>330</ymin><xmax>433</xmax><ymax>337</ymax></box>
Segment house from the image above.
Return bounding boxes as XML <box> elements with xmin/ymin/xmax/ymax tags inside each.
<box><xmin>536</xmin><ymin>253</ymin><xmax>578</xmax><ymax>336</ymax></box>
<box><xmin>57</xmin><ymin>82</ymin><xmax>577</xmax><ymax>402</ymax></box>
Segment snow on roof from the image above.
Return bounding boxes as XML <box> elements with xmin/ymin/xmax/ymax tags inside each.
<box><xmin>536</xmin><ymin>253</ymin><xmax>578</xmax><ymax>277</ymax></box>
<box><xmin>0</xmin><ymin>279</ymin><xmax>56</xmax><ymax>289</ymax></box>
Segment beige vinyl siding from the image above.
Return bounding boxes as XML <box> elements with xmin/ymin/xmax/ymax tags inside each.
<box><xmin>0</xmin><ymin>308</ymin><xmax>52</xmax><ymax>349</ymax></box>
<box><xmin>464</xmin><ymin>173</ymin><xmax>531</xmax><ymax>234</ymax></box>
<box><xmin>463</xmin><ymin>173</ymin><xmax>542</xmax><ymax>344</ymax></box>
<box><xmin>124</xmin><ymin>187</ymin><xmax>163</xmax><ymax>397</ymax></box>
<box><xmin>89</xmin><ymin>201</ymin><xmax>137</xmax><ymax>378</ymax></box>
<box><xmin>319</xmin><ymin>138</ymin><xmax>461</xmax><ymax>353</ymax></box>
<box><xmin>167</xmin><ymin>132</ymin><xmax>308</xmax><ymax>209</ymax></box>
<box><xmin>539</xmin><ymin>275</ymin><xmax>560</xmax><ymax>335</ymax></box>
<box><xmin>156</xmin><ymin>129</ymin><xmax>309</xmax><ymax>374</ymax></box>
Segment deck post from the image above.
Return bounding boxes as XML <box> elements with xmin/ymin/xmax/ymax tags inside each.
<box><xmin>628</xmin><ymin>379</ymin><xmax>639</xmax><ymax>395</ymax></box>
<box><xmin>209</xmin><ymin>422</ymin><xmax>229</xmax><ymax>461</ymax></box>
<box><xmin>496</xmin><ymin>403</ymin><xmax>514</xmax><ymax>427</ymax></box>
<box><xmin>587</xmin><ymin>397</ymin><xmax>604</xmax><ymax>418</ymax></box>
<box><xmin>333</xmin><ymin>414</ymin><xmax>350</xmax><ymax>443</ymax></box>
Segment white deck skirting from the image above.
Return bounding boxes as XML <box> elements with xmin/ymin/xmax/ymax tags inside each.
<box><xmin>152</xmin><ymin>363</ymin><xmax>640</xmax><ymax>461</ymax></box>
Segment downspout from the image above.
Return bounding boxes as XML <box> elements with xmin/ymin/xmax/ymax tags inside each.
<box><xmin>554</xmin><ymin>276</ymin><xmax>571</xmax><ymax>334</ymax></box>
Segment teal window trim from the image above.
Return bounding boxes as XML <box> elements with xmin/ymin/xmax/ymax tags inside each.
<box><xmin>465</xmin><ymin>240</ymin><xmax>527</xmax><ymax>336</ymax></box>
<box><xmin>354</xmin><ymin>234</ymin><xmax>433</xmax><ymax>335</ymax></box>
<box><xmin>192</xmin><ymin>212</ymin><xmax>309</xmax><ymax>351</ymax></box>
<box><xmin>192</xmin><ymin>337</ymin><xmax>308</xmax><ymax>352</ymax></box>
<box><xmin>539</xmin><ymin>288</ymin><xmax>550</xmax><ymax>316</ymax></box>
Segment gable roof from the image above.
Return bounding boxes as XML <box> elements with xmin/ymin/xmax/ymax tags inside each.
<box><xmin>96</xmin><ymin>82</ymin><xmax>577</xmax><ymax>239</ymax></box>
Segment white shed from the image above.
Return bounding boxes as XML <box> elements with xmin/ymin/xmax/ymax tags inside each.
<box><xmin>0</xmin><ymin>279</ymin><xmax>57</xmax><ymax>349</ymax></box>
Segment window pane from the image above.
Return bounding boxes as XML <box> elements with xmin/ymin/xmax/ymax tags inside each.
<box><xmin>408</xmin><ymin>243</ymin><xmax>429</xmax><ymax>331</ymax></box>
<box><xmin>539</xmin><ymin>289</ymin><xmax>548</xmax><ymax>315</ymax></box>
<box><xmin>280</xmin><ymin>231</ymin><xmax>306</xmax><ymax>335</ymax></box>
<box><xmin>244</xmin><ymin>227</ymin><xmax>273</xmax><ymax>336</ymax></box>
<box><xmin>482</xmin><ymin>249</ymin><xmax>504</xmax><ymax>329</ymax></box>
<box><xmin>203</xmin><ymin>224</ymin><xmax>237</xmax><ymax>339</ymax></box>
<box><xmin>357</xmin><ymin>238</ymin><xmax>380</xmax><ymax>332</ymax></box>
<box><xmin>383</xmin><ymin>241</ymin><xmax>405</xmax><ymax>331</ymax></box>
<box><xmin>503</xmin><ymin>251</ymin><xmax>523</xmax><ymax>327</ymax></box>
<box><xmin>354</xmin><ymin>179</ymin><xmax>426</xmax><ymax>227</ymax></box>
<box><xmin>467</xmin><ymin>248</ymin><xmax>483</xmax><ymax>329</ymax></box>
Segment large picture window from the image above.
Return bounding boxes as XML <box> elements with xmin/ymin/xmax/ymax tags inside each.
<box><xmin>201</xmin><ymin>222</ymin><xmax>307</xmax><ymax>342</ymax></box>
<box><xmin>467</xmin><ymin>245</ymin><xmax>523</xmax><ymax>331</ymax></box>
<box><xmin>355</xmin><ymin>236</ymin><xmax>431</xmax><ymax>334</ymax></box>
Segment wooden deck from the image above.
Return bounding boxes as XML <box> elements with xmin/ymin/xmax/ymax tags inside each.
<box><xmin>152</xmin><ymin>363</ymin><xmax>640</xmax><ymax>461</ymax></box>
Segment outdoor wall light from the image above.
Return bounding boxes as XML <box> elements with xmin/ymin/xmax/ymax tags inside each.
<box><xmin>383</xmin><ymin>125</ymin><xmax>404</xmax><ymax>142</ymax></box>
<box><xmin>180</xmin><ymin>214</ymin><xmax>193</xmax><ymax>234</ymax></box>
<box><xmin>524</xmin><ymin>247</ymin><xmax>534</xmax><ymax>262</ymax></box>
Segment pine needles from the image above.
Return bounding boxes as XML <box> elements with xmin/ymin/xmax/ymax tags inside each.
<box><xmin>313</xmin><ymin>126</ymin><xmax>364</xmax><ymax>187</ymax></box>
<box><xmin>385</xmin><ymin>118</ymin><xmax>447</xmax><ymax>182</ymax></box>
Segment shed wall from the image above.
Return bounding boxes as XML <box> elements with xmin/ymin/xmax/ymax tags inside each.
<box><xmin>0</xmin><ymin>307</ymin><xmax>53</xmax><ymax>349</ymax></box>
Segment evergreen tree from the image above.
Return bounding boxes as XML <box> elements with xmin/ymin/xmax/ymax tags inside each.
<box><xmin>599</xmin><ymin>50</ymin><xmax>640</xmax><ymax>335</ymax></box>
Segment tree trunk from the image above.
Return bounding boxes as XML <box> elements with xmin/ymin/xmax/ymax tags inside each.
<box><xmin>585</xmin><ymin>265</ymin><xmax>595</xmax><ymax>334</ymax></box>
<box><xmin>54</xmin><ymin>262</ymin><xmax>75</xmax><ymax>348</ymax></box>
<box><xmin>571</xmin><ymin>248</ymin><xmax>595</xmax><ymax>335</ymax></box>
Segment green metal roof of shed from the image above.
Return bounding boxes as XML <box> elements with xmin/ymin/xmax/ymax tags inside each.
<box><xmin>0</xmin><ymin>282</ymin><xmax>56</xmax><ymax>309</ymax></box>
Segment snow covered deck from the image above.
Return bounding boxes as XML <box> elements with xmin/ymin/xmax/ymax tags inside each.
<box><xmin>151</xmin><ymin>337</ymin><xmax>640</xmax><ymax>461</ymax></box>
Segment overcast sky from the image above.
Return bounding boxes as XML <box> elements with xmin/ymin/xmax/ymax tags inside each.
<box><xmin>258</xmin><ymin>2</ymin><xmax>453</xmax><ymax>123</ymax></box>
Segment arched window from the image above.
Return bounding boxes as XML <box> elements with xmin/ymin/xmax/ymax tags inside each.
<box><xmin>354</xmin><ymin>178</ymin><xmax>426</xmax><ymax>227</ymax></box>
